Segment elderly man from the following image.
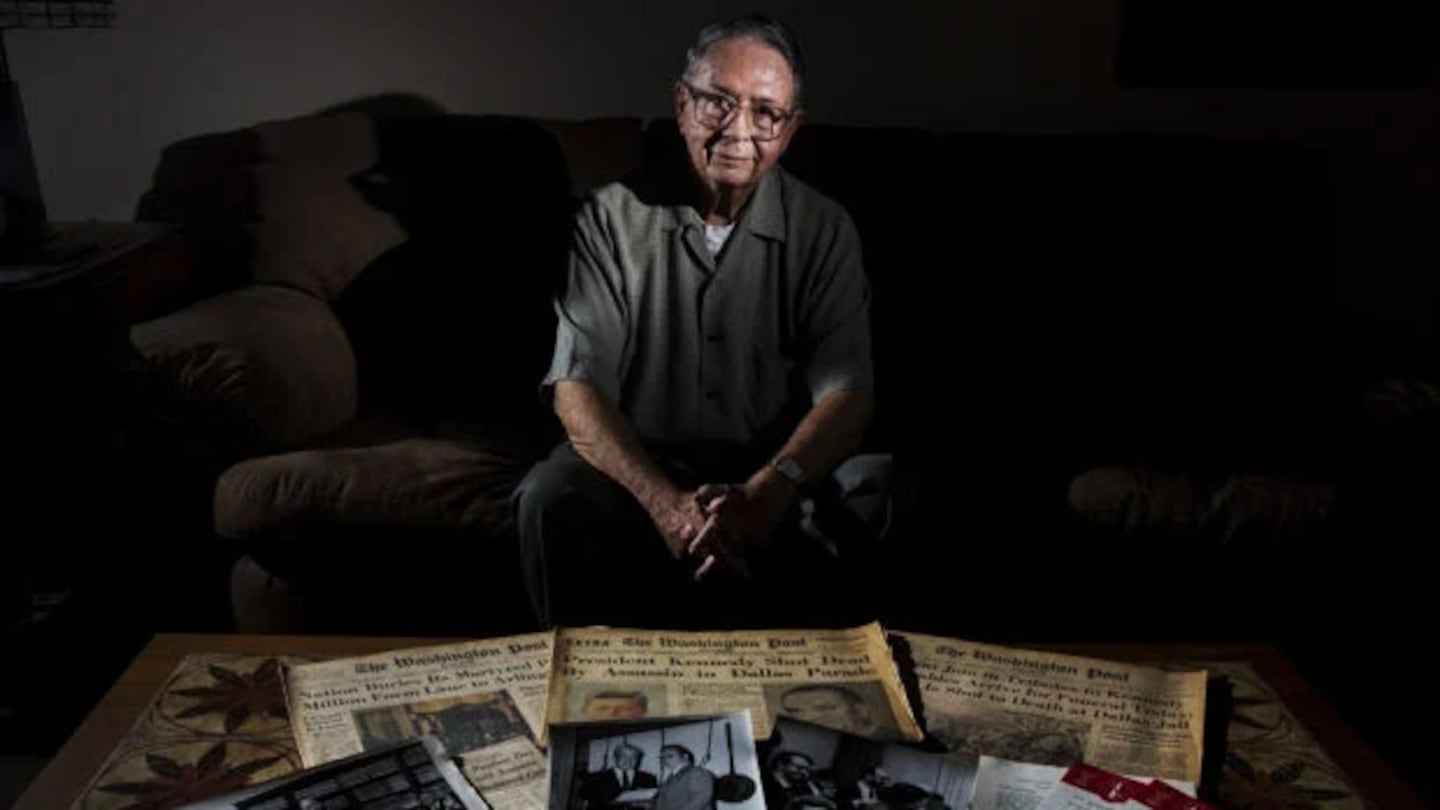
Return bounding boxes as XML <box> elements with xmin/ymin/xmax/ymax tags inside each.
<box><xmin>515</xmin><ymin>15</ymin><xmax>890</xmax><ymax>628</ymax></box>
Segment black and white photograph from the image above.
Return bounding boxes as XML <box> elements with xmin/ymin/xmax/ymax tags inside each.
<box><xmin>179</xmin><ymin>738</ymin><xmax>489</xmax><ymax>810</ymax></box>
<box><xmin>547</xmin><ymin>711</ymin><xmax>764</xmax><ymax>810</ymax></box>
<box><xmin>569</xmin><ymin>683</ymin><xmax>670</xmax><ymax>722</ymax></box>
<box><xmin>353</xmin><ymin>689</ymin><xmax>532</xmax><ymax>756</ymax></box>
<box><xmin>763</xmin><ymin>681</ymin><xmax>900</xmax><ymax>741</ymax></box>
<box><xmin>924</xmin><ymin>709</ymin><xmax>1088</xmax><ymax>767</ymax></box>
<box><xmin>759</xmin><ymin>718</ymin><xmax>976</xmax><ymax>810</ymax></box>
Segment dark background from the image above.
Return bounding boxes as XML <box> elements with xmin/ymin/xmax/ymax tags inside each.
<box><xmin>3</xmin><ymin>0</ymin><xmax>1437</xmax><ymax>805</ymax></box>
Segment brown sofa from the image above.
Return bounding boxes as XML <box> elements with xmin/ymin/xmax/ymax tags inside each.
<box><xmin>128</xmin><ymin>101</ymin><xmax>1423</xmax><ymax>638</ymax></box>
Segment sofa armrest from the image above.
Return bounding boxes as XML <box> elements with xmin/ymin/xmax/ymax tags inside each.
<box><xmin>132</xmin><ymin>283</ymin><xmax>357</xmax><ymax>449</ymax></box>
<box><xmin>214</xmin><ymin>438</ymin><xmax>522</xmax><ymax>581</ymax></box>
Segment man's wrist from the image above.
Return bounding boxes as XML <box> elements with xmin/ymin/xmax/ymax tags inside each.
<box><xmin>634</xmin><ymin>476</ymin><xmax>681</xmax><ymax>519</ymax></box>
<box><xmin>747</xmin><ymin>466</ymin><xmax>799</xmax><ymax>511</ymax></box>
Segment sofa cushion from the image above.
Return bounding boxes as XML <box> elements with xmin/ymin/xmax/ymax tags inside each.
<box><xmin>250</xmin><ymin>112</ymin><xmax>408</xmax><ymax>300</ymax></box>
<box><xmin>1068</xmin><ymin>464</ymin><xmax>1337</xmax><ymax>549</ymax></box>
<box><xmin>131</xmin><ymin>284</ymin><xmax>357</xmax><ymax>448</ymax></box>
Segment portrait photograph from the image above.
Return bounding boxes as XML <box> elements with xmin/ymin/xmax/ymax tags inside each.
<box><xmin>352</xmin><ymin>689</ymin><xmax>531</xmax><ymax>757</ymax></box>
<box><xmin>763</xmin><ymin>681</ymin><xmax>901</xmax><ymax>741</ymax></box>
<box><xmin>569</xmin><ymin>683</ymin><xmax>670</xmax><ymax>723</ymax></box>
<box><xmin>759</xmin><ymin>718</ymin><xmax>976</xmax><ymax>810</ymax></box>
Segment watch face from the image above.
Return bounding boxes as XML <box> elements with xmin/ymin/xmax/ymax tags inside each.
<box><xmin>775</xmin><ymin>456</ymin><xmax>804</xmax><ymax>483</ymax></box>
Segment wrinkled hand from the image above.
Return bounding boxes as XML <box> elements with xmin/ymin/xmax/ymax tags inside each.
<box><xmin>648</xmin><ymin>490</ymin><xmax>714</xmax><ymax>563</ymax></box>
<box><xmin>688</xmin><ymin>480</ymin><xmax>794</xmax><ymax>580</ymax></box>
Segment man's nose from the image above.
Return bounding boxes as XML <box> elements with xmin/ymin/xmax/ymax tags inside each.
<box><xmin>720</xmin><ymin>105</ymin><xmax>755</xmax><ymax>139</ymax></box>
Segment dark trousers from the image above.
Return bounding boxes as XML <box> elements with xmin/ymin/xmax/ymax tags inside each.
<box><xmin>512</xmin><ymin>443</ymin><xmax>894</xmax><ymax>629</ymax></box>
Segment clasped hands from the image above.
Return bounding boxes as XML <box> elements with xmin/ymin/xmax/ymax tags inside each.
<box><xmin>652</xmin><ymin>477</ymin><xmax>795</xmax><ymax>581</ymax></box>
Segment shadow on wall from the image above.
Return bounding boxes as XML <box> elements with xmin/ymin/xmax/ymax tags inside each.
<box><xmin>315</xmin><ymin>92</ymin><xmax>448</xmax><ymax>117</ymax></box>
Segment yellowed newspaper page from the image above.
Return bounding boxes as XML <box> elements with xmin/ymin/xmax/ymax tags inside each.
<box><xmin>546</xmin><ymin>622</ymin><xmax>921</xmax><ymax>743</ymax></box>
<box><xmin>285</xmin><ymin>632</ymin><xmax>555</xmax><ymax>810</ymax></box>
<box><xmin>895</xmin><ymin>632</ymin><xmax>1207</xmax><ymax>783</ymax></box>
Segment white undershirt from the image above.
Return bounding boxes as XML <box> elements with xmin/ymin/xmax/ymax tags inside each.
<box><xmin>704</xmin><ymin>221</ymin><xmax>737</xmax><ymax>255</ymax></box>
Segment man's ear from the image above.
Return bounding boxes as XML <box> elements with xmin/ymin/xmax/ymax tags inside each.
<box><xmin>673</xmin><ymin>81</ymin><xmax>688</xmax><ymax>122</ymax></box>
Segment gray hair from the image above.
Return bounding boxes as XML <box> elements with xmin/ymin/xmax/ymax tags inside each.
<box><xmin>681</xmin><ymin>15</ymin><xmax>806</xmax><ymax>109</ymax></box>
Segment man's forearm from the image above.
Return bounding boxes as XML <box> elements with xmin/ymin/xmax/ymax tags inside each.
<box><xmin>747</xmin><ymin>389</ymin><xmax>875</xmax><ymax>493</ymax></box>
<box><xmin>552</xmin><ymin>380</ymin><xmax>678</xmax><ymax>512</ymax></box>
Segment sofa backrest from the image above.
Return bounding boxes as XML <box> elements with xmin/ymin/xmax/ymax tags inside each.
<box><xmin>329</xmin><ymin>114</ymin><xmax>578</xmax><ymax>427</ymax></box>
<box><xmin>139</xmin><ymin>112</ymin><xmax>1340</xmax><ymax>464</ymax></box>
<box><xmin>777</xmin><ymin>125</ymin><xmax>1339</xmax><ymax>465</ymax></box>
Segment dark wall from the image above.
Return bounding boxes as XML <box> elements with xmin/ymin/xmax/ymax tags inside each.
<box><xmin>10</xmin><ymin>0</ymin><xmax>1438</xmax><ymax>337</ymax></box>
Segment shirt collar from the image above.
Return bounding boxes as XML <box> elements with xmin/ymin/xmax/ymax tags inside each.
<box><xmin>739</xmin><ymin>168</ymin><xmax>786</xmax><ymax>241</ymax></box>
<box><xmin>669</xmin><ymin>168</ymin><xmax>787</xmax><ymax>242</ymax></box>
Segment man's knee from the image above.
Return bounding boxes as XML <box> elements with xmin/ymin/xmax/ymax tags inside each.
<box><xmin>515</xmin><ymin>446</ymin><xmax>614</xmax><ymax>526</ymax></box>
<box><xmin>832</xmin><ymin>453</ymin><xmax>895</xmax><ymax>537</ymax></box>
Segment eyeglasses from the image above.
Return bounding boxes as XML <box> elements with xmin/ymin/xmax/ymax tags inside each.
<box><xmin>681</xmin><ymin>81</ymin><xmax>796</xmax><ymax>141</ymax></box>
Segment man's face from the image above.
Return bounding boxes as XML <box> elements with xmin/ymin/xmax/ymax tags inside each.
<box><xmin>674</xmin><ymin>36</ymin><xmax>799</xmax><ymax>199</ymax></box>
<box><xmin>777</xmin><ymin>754</ymin><xmax>812</xmax><ymax>782</ymax></box>
<box><xmin>781</xmin><ymin>689</ymin><xmax>863</xmax><ymax>731</ymax></box>
<box><xmin>585</xmin><ymin>695</ymin><xmax>647</xmax><ymax>720</ymax></box>
<box><xmin>660</xmin><ymin>748</ymin><xmax>686</xmax><ymax>772</ymax></box>
<box><xmin>613</xmin><ymin>747</ymin><xmax>641</xmax><ymax>770</ymax></box>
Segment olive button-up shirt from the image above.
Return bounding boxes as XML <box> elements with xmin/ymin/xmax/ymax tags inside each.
<box><xmin>543</xmin><ymin>166</ymin><xmax>873</xmax><ymax>451</ymax></box>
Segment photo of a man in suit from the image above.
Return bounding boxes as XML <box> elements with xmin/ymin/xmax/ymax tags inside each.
<box><xmin>763</xmin><ymin>750</ymin><xmax>828</xmax><ymax>807</ymax></box>
<box><xmin>653</xmin><ymin>744</ymin><xmax>716</xmax><ymax>810</ymax></box>
<box><xmin>580</xmin><ymin>743</ymin><xmax>659</xmax><ymax>808</ymax></box>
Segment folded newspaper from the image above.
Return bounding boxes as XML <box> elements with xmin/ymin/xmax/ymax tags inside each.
<box><xmin>545</xmin><ymin>622</ymin><xmax>923</xmax><ymax>743</ymax></box>
<box><xmin>284</xmin><ymin>632</ymin><xmax>556</xmax><ymax>810</ymax></box>
<box><xmin>893</xmin><ymin>632</ymin><xmax>1208</xmax><ymax>783</ymax></box>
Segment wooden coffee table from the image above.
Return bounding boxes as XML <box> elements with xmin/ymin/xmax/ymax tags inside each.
<box><xmin>12</xmin><ymin>634</ymin><xmax>1426</xmax><ymax>810</ymax></box>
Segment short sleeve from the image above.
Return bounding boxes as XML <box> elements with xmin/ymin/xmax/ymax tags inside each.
<box><xmin>802</xmin><ymin>211</ymin><xmax>874</xmax><ymax>403</ymax></box>
<box><xmin>541</xmin><ymin>198</ymin><xmax>629</xmax><ymax>405</ymax></box>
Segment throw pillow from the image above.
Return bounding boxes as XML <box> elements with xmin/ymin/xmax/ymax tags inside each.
<box><xmin>131</xmin><ymin>284</ymin><xmax>357</xmax><ymax>448</ymax></box>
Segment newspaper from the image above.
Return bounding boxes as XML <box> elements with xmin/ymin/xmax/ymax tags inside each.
<box><xmin>284</xmin><ymin>633</ymin><xmax>555</xmax><ymax>810</ymax></box>
<box><xmin>179</xmin><ymin>737</ymin><xmax>488</xmax><ymax>809</ymax></box>
<box><xmin>971</xmin><ymin>756</ymin><xmax>1196</xmax><ymax>810</ymax></box>
<box><xmin>546</xmin><ymin>622</ymin><xmax>922</xmax><ymax>743</ymax></box>
<box><xmin>894</xmin><ymin>633</ymin><xmax>1207</xmax><ymax>783</ymax></box>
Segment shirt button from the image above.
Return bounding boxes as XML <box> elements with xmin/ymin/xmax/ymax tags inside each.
<box><xmin>706</xmin><ymin>334</ymin><xmax>722</xmax><ymax>343</ymax></box>
<box><xmin>705</xmin><ymin>389</ymin><xmax>720</xmax><ymax>400</ymax></box>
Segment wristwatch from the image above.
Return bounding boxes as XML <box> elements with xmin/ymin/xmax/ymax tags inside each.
<box><xmin>770</xmin><ymin>455</ymin><xmax>806</xmax><ymax>488</ymax></box>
